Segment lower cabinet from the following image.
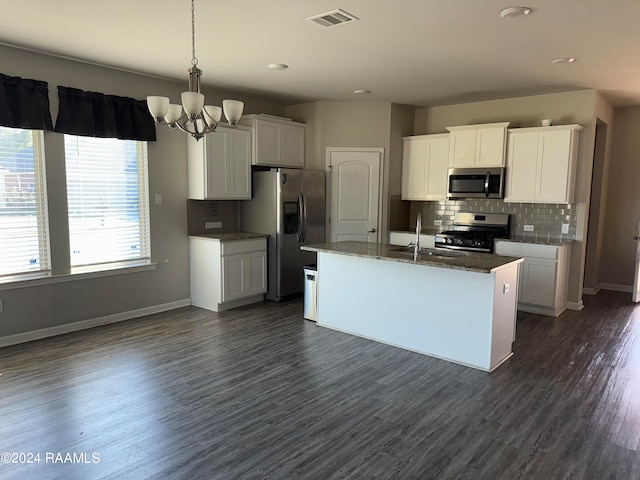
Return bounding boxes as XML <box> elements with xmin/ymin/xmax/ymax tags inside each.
<box><xmin>190</xmin><ymin>236</ymin><xmax>267</xmax><ymax>312</ymax></box>
<box><xmin>495</xmin><ymin>241</ymin><xmax>570</xmax><ymax>317</ymax></box>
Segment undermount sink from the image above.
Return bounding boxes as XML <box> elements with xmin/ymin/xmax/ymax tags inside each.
<box><xmin>390</xmin><ymin>246</ymin><xmax>465</xmax><ymax>258</ymax></box>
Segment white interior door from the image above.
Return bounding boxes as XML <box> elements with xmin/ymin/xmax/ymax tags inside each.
<box><xmin>327</xmin><ymin>148</ymin><xmax>382</xmax><ymax>243</ymax></box>
<box><xmin>633</xmin><ymin>219</ymin><xmax>640</xmax><ymax>302</ymax></box>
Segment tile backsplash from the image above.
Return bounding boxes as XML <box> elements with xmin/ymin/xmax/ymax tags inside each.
<box><xmin>409</xmin><ymin>199</ymin><xmax>577</xmax><ymax>240</ymax></box>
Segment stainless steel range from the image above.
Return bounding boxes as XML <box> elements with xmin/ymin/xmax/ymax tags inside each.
<box><xmin>435</xmin><ymin>213</ymin><xmax>510</xmax><ymax>254</ymax></box>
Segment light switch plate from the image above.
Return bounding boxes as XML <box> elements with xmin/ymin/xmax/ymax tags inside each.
<box><xmin>0</xmin><ymin>299</ymin><xmax>4</xmax><ymax>313</ymax></box>
<box><xmin>524</xmin><ymin>225</ymin><xmax>534</xmax><ymax>232</ymax></box>
<box><xmin>154</xmin><ymin>193</ymin><xmax>163</xmax><ymax>205</ymax></box>
<box><xmin>561</xmin><ymin>223</ymin><xmax>569</xmax><ymax>234</ymax></box>
<box><xmin>503</xmin><ymin>284</ymin><xmax>510</xmax><ymax>294</ymax></box>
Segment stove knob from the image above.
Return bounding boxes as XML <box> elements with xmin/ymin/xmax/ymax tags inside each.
<box><xmin>446</xmin><ymin>238</ymin><xmax>452</xmax><ymax>244</ymax></box>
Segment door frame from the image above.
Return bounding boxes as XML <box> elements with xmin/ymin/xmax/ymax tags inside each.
<box><xmin>325</xmin><ymin>147</ymin><xmax>384</xmax><ymax>243</ymax></box>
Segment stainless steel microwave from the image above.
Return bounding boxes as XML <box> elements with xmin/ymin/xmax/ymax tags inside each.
<box><xmin>447</xmin><ymin>167</ymin><xmax>505</xmax><ymax>199</ymax></box>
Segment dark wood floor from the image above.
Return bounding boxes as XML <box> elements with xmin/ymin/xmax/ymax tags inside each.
<box><xmin>1</xmin><ymin>291</ymin><xmax>640</xmax><ymax>479</ymax></box>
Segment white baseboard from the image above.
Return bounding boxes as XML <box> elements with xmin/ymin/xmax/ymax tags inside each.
<box><xmin>601</xmin><ymin>283</ymin><xmax>633</xmax><ymax>293</ymax></box>
<box><xmin>566</xmin><ymin>300</ymin><xmax>584</xmax><ymax>311</ymax></box>
<box><xmin>583</xmin><ymin>284</ymin><xmax>601</xmax><ymax>295</ymax></box>
<box><xmin>0</xmin><ymin>298</ymin><xmax>192</xmax><ymax>348</ymax></box>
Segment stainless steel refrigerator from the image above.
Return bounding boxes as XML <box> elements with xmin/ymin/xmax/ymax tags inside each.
<box><xmin>240</xmin><ymin>168</ymin><xmax>325</xmax><ymax>302</ymax></box>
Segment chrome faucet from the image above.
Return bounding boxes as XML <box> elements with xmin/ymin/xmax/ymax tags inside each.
<box><xmin>415</xmin><ymin>212</ymin><xmax>422</xmax><ymax>257</ymax></box>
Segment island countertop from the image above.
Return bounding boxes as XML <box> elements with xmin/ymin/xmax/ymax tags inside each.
<box><xmin>302</xmin><ymin>241</ymin><xmax>522</xmax><ymax>274</ymax></box>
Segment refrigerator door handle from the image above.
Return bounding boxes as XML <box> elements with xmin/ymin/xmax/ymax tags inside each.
<box><xmin>301</xmin><ymin>192</ymin><xmax>308</xmax><ymax>243</ymax></box>
<box><xmin>296</xmin><ymin>192</ymin><xmax>304</xmax><ymax>243</ymax></box>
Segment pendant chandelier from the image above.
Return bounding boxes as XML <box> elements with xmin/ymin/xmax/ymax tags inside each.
<box><xmin>146</xmin><ymin>0</ymin><xmax>244</xmax><ymax>141</ymax></box>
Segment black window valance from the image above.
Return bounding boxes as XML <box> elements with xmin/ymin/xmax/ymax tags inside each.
<box><xmin>0</xmin><ymin>73</ymin><xmax>53</xmax><ymax>131</ymax></box>
<box><xmin>54</xmin><ymin>86</ymin><xmax>156</xmax><ymax>141</ymax></box>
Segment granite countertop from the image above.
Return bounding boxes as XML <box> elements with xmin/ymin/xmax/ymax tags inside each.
<box><xmin>496</xmin><ymin>236</ymin><xmax>574</xmax><ymax>246</ymax></box>
<box><xmin>189</xmin><ymin>232</ymin><xmax>269</xmax><ymax>241</ymax></box>
<box><xmin>302</xmin><ymin>241</ymin><xmax>522</xmax><ymax>274</ymax></box>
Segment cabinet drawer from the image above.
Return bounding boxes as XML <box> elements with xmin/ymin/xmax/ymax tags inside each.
<box><xmin>495</xmin><ymin>241</ymin><xmax>559</xmax><ymax>260</ymax></box>
<box><xmin>221</xmin><ymin>238</ymin><xmax>266</xmax><ymax>256</ymax></box>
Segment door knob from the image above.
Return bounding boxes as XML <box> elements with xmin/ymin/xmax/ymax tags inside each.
<box><xmin>367</xmin><ymin>228</ymin><xmax>376</xmax><ymax>233</ymax></box>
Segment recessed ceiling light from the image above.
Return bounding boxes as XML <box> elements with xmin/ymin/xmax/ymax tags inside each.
<box><xmin>268</xmin><ymin>63</ymin><xmax>289</xmax><ymax>71</ymax></box>
<box><xmin>354</xmin><ymin>89</ymin><xmax>371</xmax><ymax>95</ymax></box>
<box><xmin>551</xmin><ymin>57</ymin><xmax>576</xmax><ymax>64</ymax></box>
<box><xmin>499</xmin><ymin>6</ymin><xmax>532</xmax><ymax>18</ymax></box>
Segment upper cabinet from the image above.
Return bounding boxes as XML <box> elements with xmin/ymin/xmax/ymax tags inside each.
<box><xmin>401</xmin><ymin>134</ymin><xmax>449</xmax><ymax>201</ymax></box>
<box><xmin>504</xmin><ymin>124</ymin><xmax>582</xmax><ymax>204</ymax></box>
<box><xmin>187</xmin><ymin>125</ymin><xmax>252</xmax><ymax>200</ymax></box>
<box><xmin>446</xmin><ymin>122</ymin><xmax>514</xmax><ymax>167</ymax></box>
<box><xmin>238</xmin><ymin>114</ymin><xmax>305</xmax><ymax>168</ymax></box>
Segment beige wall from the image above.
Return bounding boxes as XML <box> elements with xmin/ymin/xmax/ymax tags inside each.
<box><xmin>286</xmin><ymin>101</ymin><xmax>416</xmax><ymax>240</ymax></box>
<box><xmin>414</xmin><ymin>90</ymin><xmax>605</xmax><ymax>309</ymax></box>
<box><xmin>0</xmin><ymin>44</ymin><xmax>285</xmax><ymax>340</ymax></box>
<box><xmin>583</xmin><ymin>92</ymin><xmax>615</xmax><ymax>292</ymax></box>
<box><xmin>600</xmin><ymin>105</ymin><xmax>640</xmax><ymax>287</ymax></box>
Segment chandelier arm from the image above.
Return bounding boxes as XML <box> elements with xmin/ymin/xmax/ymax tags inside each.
<box><xmin>174</xmin><ymin>115</ymin><xmax>218</xmax><ymax>140</ymax></box>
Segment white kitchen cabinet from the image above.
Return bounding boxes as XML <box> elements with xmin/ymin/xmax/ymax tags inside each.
<box><xmin>495</xmin><ymin>241</ymin><xmax>570</xmax><ymax>317</ymax></box>
<box><xmin>504</xmin><ymin>124</ymin><xmax>582</xmax><ymax>204</ymax></box>
<box><xmin>401</xmin><ymin>134</ymin><xmax>449</xmax><ymax>200</ymax></box>
<box><xmin>238</xmin><ymin>114</ymin><xmax>305</xmax><ymax>168</ymax></box>
<box><xmin>187</xmin><ymin>125</ymin><xmax>252</xmax><ymax>200</ymax></box>
<box><xmin>446</xmin><ymin>122</ymin><xmax>513</xmax><ymax>167</ymax></box>
<box><xmin>190</xmin><ymin>236</ymin><xmax>267</xmax><ymax>312</ymax></box>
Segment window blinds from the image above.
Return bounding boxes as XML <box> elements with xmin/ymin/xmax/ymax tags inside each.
<box><xmin>0</xmin><ymin>127</ymin><xmax>50</xmax><ymax>279</ymax></box>
<box><xmin>64</xmin><ymin>135</ymin><xmax>150</xmax><ymax>269</ymax></box>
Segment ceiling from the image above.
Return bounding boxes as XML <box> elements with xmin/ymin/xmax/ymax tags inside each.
<box><xmin>1</xmin><ymin>0</ymin><xmax>639</xmax><ymax>107</ymax></box>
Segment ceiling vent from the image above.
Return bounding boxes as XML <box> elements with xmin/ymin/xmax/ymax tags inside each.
<box><xmin>306</xmin><ymin>9</ymin><xmax>359</xmax><ymax>28</ymax></box>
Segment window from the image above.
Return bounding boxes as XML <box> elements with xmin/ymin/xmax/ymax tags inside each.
<box><xmin>64</xmin><ymin>135</ymin><xmax>150</xmax><ymax>270</ymax></box>
<box><xmin>0</xmin><ymin>126</ymin><xmax>50</xmax><ymax>280</ymax></box>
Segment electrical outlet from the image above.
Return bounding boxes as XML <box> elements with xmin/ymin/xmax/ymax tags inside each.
<box><xmin>154</xmin><ymin>193</ymin><xmax>163</xmax><ymax>205</ymax></box>
<box><xmin>205</xmin><ymin>221</ymin><xmax>222</xmax><ymax>229</ymax></box>
<box><xmin>561</xmin><ymin>223</ymin><xmax>569</xmax><ymax>234</ymax></box>
<box><xmin>524</xmin><ymin>225</ymin><xmax>534</xmax><ymax>232</ymax></box>
<box><xmin>434</xmin><ymin>219</ymin><xmax>442</xmax><ymax>226</ymax></box>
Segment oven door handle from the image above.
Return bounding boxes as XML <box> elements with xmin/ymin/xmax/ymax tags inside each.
<box><xmin>484</xmin><ymin>171</ymin><xmax>490</xmax><ymax>197</ymax></box>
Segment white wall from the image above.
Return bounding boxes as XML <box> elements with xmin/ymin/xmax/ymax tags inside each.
<box><xmin>0</xmin><ymin>44</ymin><xmax>285</xmax><ymax>341</ymax></box>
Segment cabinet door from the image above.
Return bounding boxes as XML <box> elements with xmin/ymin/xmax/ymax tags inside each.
<box><xmin>205</xmin><ymin>130</ymin><xmax>230</xmax><ymax>198</ymax></box>
<box><xmin>229</xmin><ymin>129</ymin><xmax>251</xmax><ymax>199</ymax></box>
<box><xmin>281</xmin><ymin>124</ymin><xmax>305</xmax><ymax>167</ymax></box>
<box><xmin>504</xmin><ymin>131</ymin><xmax>539</xmax><ymax>202</ymax></box>
<box><xmin>222</xmin><ymin>254</ymin><xmax>246</xmax><ymax>302</ymax></box>
<box><xmin>520</xmin><ymin>258</ymin><xmax>557</xmax><ymax>307</ymax></box>
<box><xmin>425</xmin><ymin>136</ymin><xmax>449</xmax><ymax>199</ymax></box>
<box><xmin>401</xmin><ymin>137</ymin><xmax>427</xmax><ymax>200</ymax></box>
<box><xmin>245</xmin><ymin>251</ymin><xmax>267</xmax><ymax>296</ymax></box>
<box><xmin>255</xmin><ymin>121</ymin><xmax>280</xmax><ymax>166</ymax></box>
<box><xmin>476</xmin><ymin>127</ymin><xmax>506</xmax><ymax>167</ymax></box>
<box><xmin>449</xmin><ymin>129</ymin><xmax>476</xmax><ymax>167</ymax></box>
<box><xmin>536</xmin><ymin>129</ymin><xmax>572</xmax><ymax>203</ymax></box>
<box><xmin>203</xmin><ymin>129</ymin><xmax>251</xmax><ymax>200</ymax></box>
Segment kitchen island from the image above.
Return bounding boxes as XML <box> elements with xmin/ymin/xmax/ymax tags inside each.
<box><xmin>301</xmin><ymin>241</ymin><xmax>523</xmax><ymax>372</ymax></box>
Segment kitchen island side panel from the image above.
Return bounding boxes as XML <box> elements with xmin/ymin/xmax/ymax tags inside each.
<box><xmin>317</xmin><ymin>252</ymin><xmax>499</xmax><ymax>370</ymax></box>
